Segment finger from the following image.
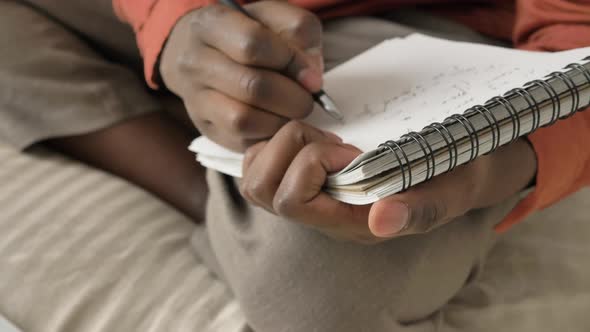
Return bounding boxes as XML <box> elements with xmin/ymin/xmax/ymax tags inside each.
<box><xmin>240</xmin><ymin>140</ymin><xmax>268</xmax><ymax>202</ymax></box>
<box><xmin>186</xmin><ymin>89</ymin><xmax>288</xmax><ymax>140</ymax></box>
<box><xmin>241</xmin><ymin>121</ymin><xmax>341</xmax><ymax>211</ymax></box>
<box><xmin>248</xmin><ymin>1</ymin><xmax>322</xmax><ymax>52</ymax></box>
<box><xmin>247</xmin><ymin>1</ymin><xmax>324</xmax><ymax>90</ymax></box>
<box><xmin>196</xmin><ymin>3</ymin><xmax>322</xmax><ymax>91</ymax></box>
<box><xmin>184</xmin><ymin>46</ymin><xmax>314</xmax><ymax>119</ymax></box>
<box><xmin>243</xmin><ymin>141</ymin><xmax>268</xmax><ymax>175</ymax></box>
<box><xmin>273</xmin><ymin>142</ymin><xmax>365</xmax><ymax>226</ymax></box>
<box><xmin>193</xmin><ymin>4</ymin><xmax>294</xmax><ymax>70</ymax></box>
<box><xmin>181</xmin><ymin>89</ymin><xmax>267</xmax><ymax>152</ymax></box>
<box><xmin>368</xmin><ymin>164</ymin><xmax>479</xmax><ymax>238</ymax></box>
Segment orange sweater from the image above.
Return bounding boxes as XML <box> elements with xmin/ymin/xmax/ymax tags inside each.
<box><xmin>113</xmin><ymin>0</ymin><xmax>590</xmax><ymax>231</ymax></box>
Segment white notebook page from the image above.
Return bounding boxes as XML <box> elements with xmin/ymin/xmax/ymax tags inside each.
<box><xmin>190</xmin><ymin>34</ymin><xmax>590</xmax><ymax>176</ymax></box>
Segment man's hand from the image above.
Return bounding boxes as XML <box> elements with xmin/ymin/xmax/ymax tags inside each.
<box><xmin>160</xmin><ymin>1</ymin><xmax>323</xmax><ymax>152</ymax></box>
<box><xmin>240</xmin><ymin>121</ymin><xmax>537</xmax><ymax>244</ymax></box>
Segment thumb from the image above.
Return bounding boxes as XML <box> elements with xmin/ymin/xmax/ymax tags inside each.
<box><xmin>368</xmin><ymin>171</ymin><xmax>478</xmax><ymax>238</ymax></box>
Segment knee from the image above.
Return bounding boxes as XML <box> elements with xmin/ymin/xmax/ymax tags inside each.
<box><xmin>231</xmin><ymin>221</ymin><xmax>391</xmax><ymax>332</ymax></box>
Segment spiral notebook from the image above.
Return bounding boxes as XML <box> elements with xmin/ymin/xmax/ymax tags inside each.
<box><xmin>189</xmin><ymin>34</ymin><xmax>590</xmax><ymax>205</ymax></box>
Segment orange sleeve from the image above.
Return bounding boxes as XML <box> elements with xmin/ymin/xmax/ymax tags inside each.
<box><xmin>495</xmin><ymin>0</ymin><xmax>590</xmax><ymax>232</ymax></box>
<box><xmin>112</xmin><ymin>0</ymin><xmax>216</xmax><ymax>88</ymax></box>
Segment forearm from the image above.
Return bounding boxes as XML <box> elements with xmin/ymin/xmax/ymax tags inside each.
<box><xmin>47</xmin><ymin>112</ymin><xmax>207</xmax><ymax>222</ymax></box>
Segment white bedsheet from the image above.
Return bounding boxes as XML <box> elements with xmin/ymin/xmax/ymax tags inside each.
<box><xmin>0</xmin><ymin>145</ymin><xmax>247</xmax><ymax>332</ymax></box>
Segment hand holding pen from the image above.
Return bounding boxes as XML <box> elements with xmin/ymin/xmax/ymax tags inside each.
<box><xmin>159</xmin><ymin>1</ymin><xmax>342</xmax><ymax>152</ymax></box>
<box><xmin>220</xmin><ymin>0</ymin><xmax>342</xmax><ymax>120</ymax></box>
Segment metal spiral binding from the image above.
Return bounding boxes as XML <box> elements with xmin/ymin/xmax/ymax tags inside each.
<box><xmin>504</xmin><ymin>87</ymin><xmax>541</xmax><ymax>133</ymax></box>
<box><xmin>465</xmin><ymin>104</ymin><xmax>501</xmax><ymax>153</ymax></box>
<box><xmin>524</xmin><ymin>79</ymin><xmax>560</xmax><ymax>126</ymax></box>
<box><xmin>566</xmin><ymin>63</ymin><xmax>590</xmax><ymax>83</ymax></box>
<box><xmin>378</xmin><ymin>140</ymin><xmax>412</xmax><ymax>191</ymax></box>
<box><xmin>546</xmin><ymin>71</ymin><xmax>579</xmax><ymax>118</ymax></box>
<box><xmin>401</xmin><ymin>132</ymin><xmax>436</xmax><ymax>182</ymax></box>
<box><xmin>488</xmin><ymin>96</ymin><xmax>521</xmax><ymax>143</ymax></box>
<box><xmin>376</xmin><ymin>58</ymin><xmax>590</xmax><ymax>192</ymax></box>
<box><xmin>425</xmin><ymin>122</ymin><xmax>459</xmax><ymax>172</ymax></box>
<box><xmin>446</xmin><ymin>114</ymin><xmax>480</xmax><ymax>162</ymax></box>
<box><xmin>417</xmin><ymin>123</ymin><xmax>450</xmax><ymax>178</ymax></box>
<box><xmin>565</xmin><ymin>63</ymin><xmax>590</xmax><ymax>110</ymax></box>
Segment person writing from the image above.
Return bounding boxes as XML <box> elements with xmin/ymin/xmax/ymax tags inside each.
<box><xmin>1</xmin><ymin>0</ymin><xmax>589</xmax><ymax>330</ymax></box>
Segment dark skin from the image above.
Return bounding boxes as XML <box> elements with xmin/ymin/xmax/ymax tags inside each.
<box><xmin>42</xmin><ymin>0</ymin><xmax>536</xmax><ymax>241</ymax></box>
<box><xmin>160</xmin><ymin>1</ymin><xmax>325</xmax><ymax>151</ymax></box>
<box><xmin>30</xmin><ymin>0</ymin><xmax>208</xmax><ymax>223</ymax></box>
<box><xmin>42</xmin><ymin>0</ymin><xmax>326</xmax><ymax>223</ymax></box>
<box><xmin>160</xmin><ymin>1</ymin><xmax>537</xmax><ymax>242</ymax></box>
<box><xmin>48</xmin><ymin>111</ymin><xmax>208</xmax><ymax>222</ymax></box>
<box><xmin>239</xmin><ymin>121</ymin><xmax>536</xmax><ymax>244</ymax></box>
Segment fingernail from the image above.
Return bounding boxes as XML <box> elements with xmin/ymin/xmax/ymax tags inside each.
<box><xmin>305</xmin><ymin>47</ymin><xmax>324</xmax><ymax>73</ymax></box>
<box><xmin>375</xmin><ymin>201</ymin><xmax>409</xmax><ymax>237</ymax></box>
<box><xmin>298</xmin><ymin>67</ymin><xmax>323</xmax><ymax>92</ymax></box>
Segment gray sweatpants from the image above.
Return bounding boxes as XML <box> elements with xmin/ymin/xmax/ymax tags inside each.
<box><xmin>1</xmin><ymin>2</ymin><xmax>590</xmax><ymax>332</ymax></box>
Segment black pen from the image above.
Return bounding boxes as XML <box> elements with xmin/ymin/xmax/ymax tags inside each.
<box><xmin>219</xmin><ymin>0</ymin><xmax>343</xmax><ymax>121</ymax></box>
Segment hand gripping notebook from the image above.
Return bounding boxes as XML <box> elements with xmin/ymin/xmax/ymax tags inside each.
<box><xmin>189</xmin><ymin>34</ymin><xmax>590</xmax><ymax>205</ymax></box>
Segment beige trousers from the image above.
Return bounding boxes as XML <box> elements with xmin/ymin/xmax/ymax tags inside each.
<box><xmin>1</xmin><ymin>1</ymin><xmax>589</xmax><ymax>331</ymax></box>
<box><xmin>191</xmin><ymin>12</ymin><xmax>514</xmax><ymax>332</ymax></box>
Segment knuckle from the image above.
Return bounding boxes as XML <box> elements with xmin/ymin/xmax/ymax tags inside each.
<box><xmin>188</xmin><ymin>10</ymin><xmax>206</xmax><ymax>33</ymax></box>
<box><xmin>417</xmin><ymin>200</ymin><xmax>447</xmax><ymax>233</ymax></box>
<box><xmin>283</xmin><ymin>121</ymin><xmax>307</xmax><ymax>144</ymax></box>
<box><xmin>238</xmin><ymin>26</ymin><xmax>266</xmax><ymax>63</ymax></box>
<box><xmin>189</xmin><ymin>113</ymin><xmax>212</xmax><ymax>130</ymax></box>
<box><xmin>287</xmin><ymin>12</ymin><xmax>321</xmax><ymax>40</ymax></box>
<box><xmin>239</xmin><ymin>70</ymin><xmax>267</xmax><ymax>101</ymax></box>
<box><xmin>272</xmin><ymin>191</ymin><xmax>295</xmax><ymax>217</ymax></box>
<box><xmin>196</xmin><ymin>4</ymin><xmax>229</xmax><ymax>24</ymax></box>
<box><xmin>176</xmin><ymin>54</ymin><xmax>194</xmax><ymax>72</ymax></box>
<box><xmin>189</xmin><ymin>6</ymin><xmax>223</xmax><ymax>37</ymax></box>
<box><xmin>247</xmin><ymin>178</ymin><xmax>268</xmax><ymax>201</ymax></box>
<box><xmin>176</xmin><ymin>53</ymin><xmax>206</xmax><ymax>78</ymax></box>
<box><xmin>227</xmin><ymin>105</ymin><xmax>252</xmax><ymax>134</ymax></box>
<box><xmin>284</xmin><ymin>119</ymin><xmax>306</xmax><ymax>132</ymax></box>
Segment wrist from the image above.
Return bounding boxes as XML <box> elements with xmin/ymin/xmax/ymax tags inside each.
<box><xmin>115</xmin><ymin>0</ymin><xmax>210</xmax><ymax>89</ymax></box>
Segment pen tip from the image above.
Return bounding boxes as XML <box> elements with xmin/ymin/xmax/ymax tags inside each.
<box><xmin>316</xmin><ymin>92</ymin><xmax>344</xmax><ymax>121</ymax></box>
